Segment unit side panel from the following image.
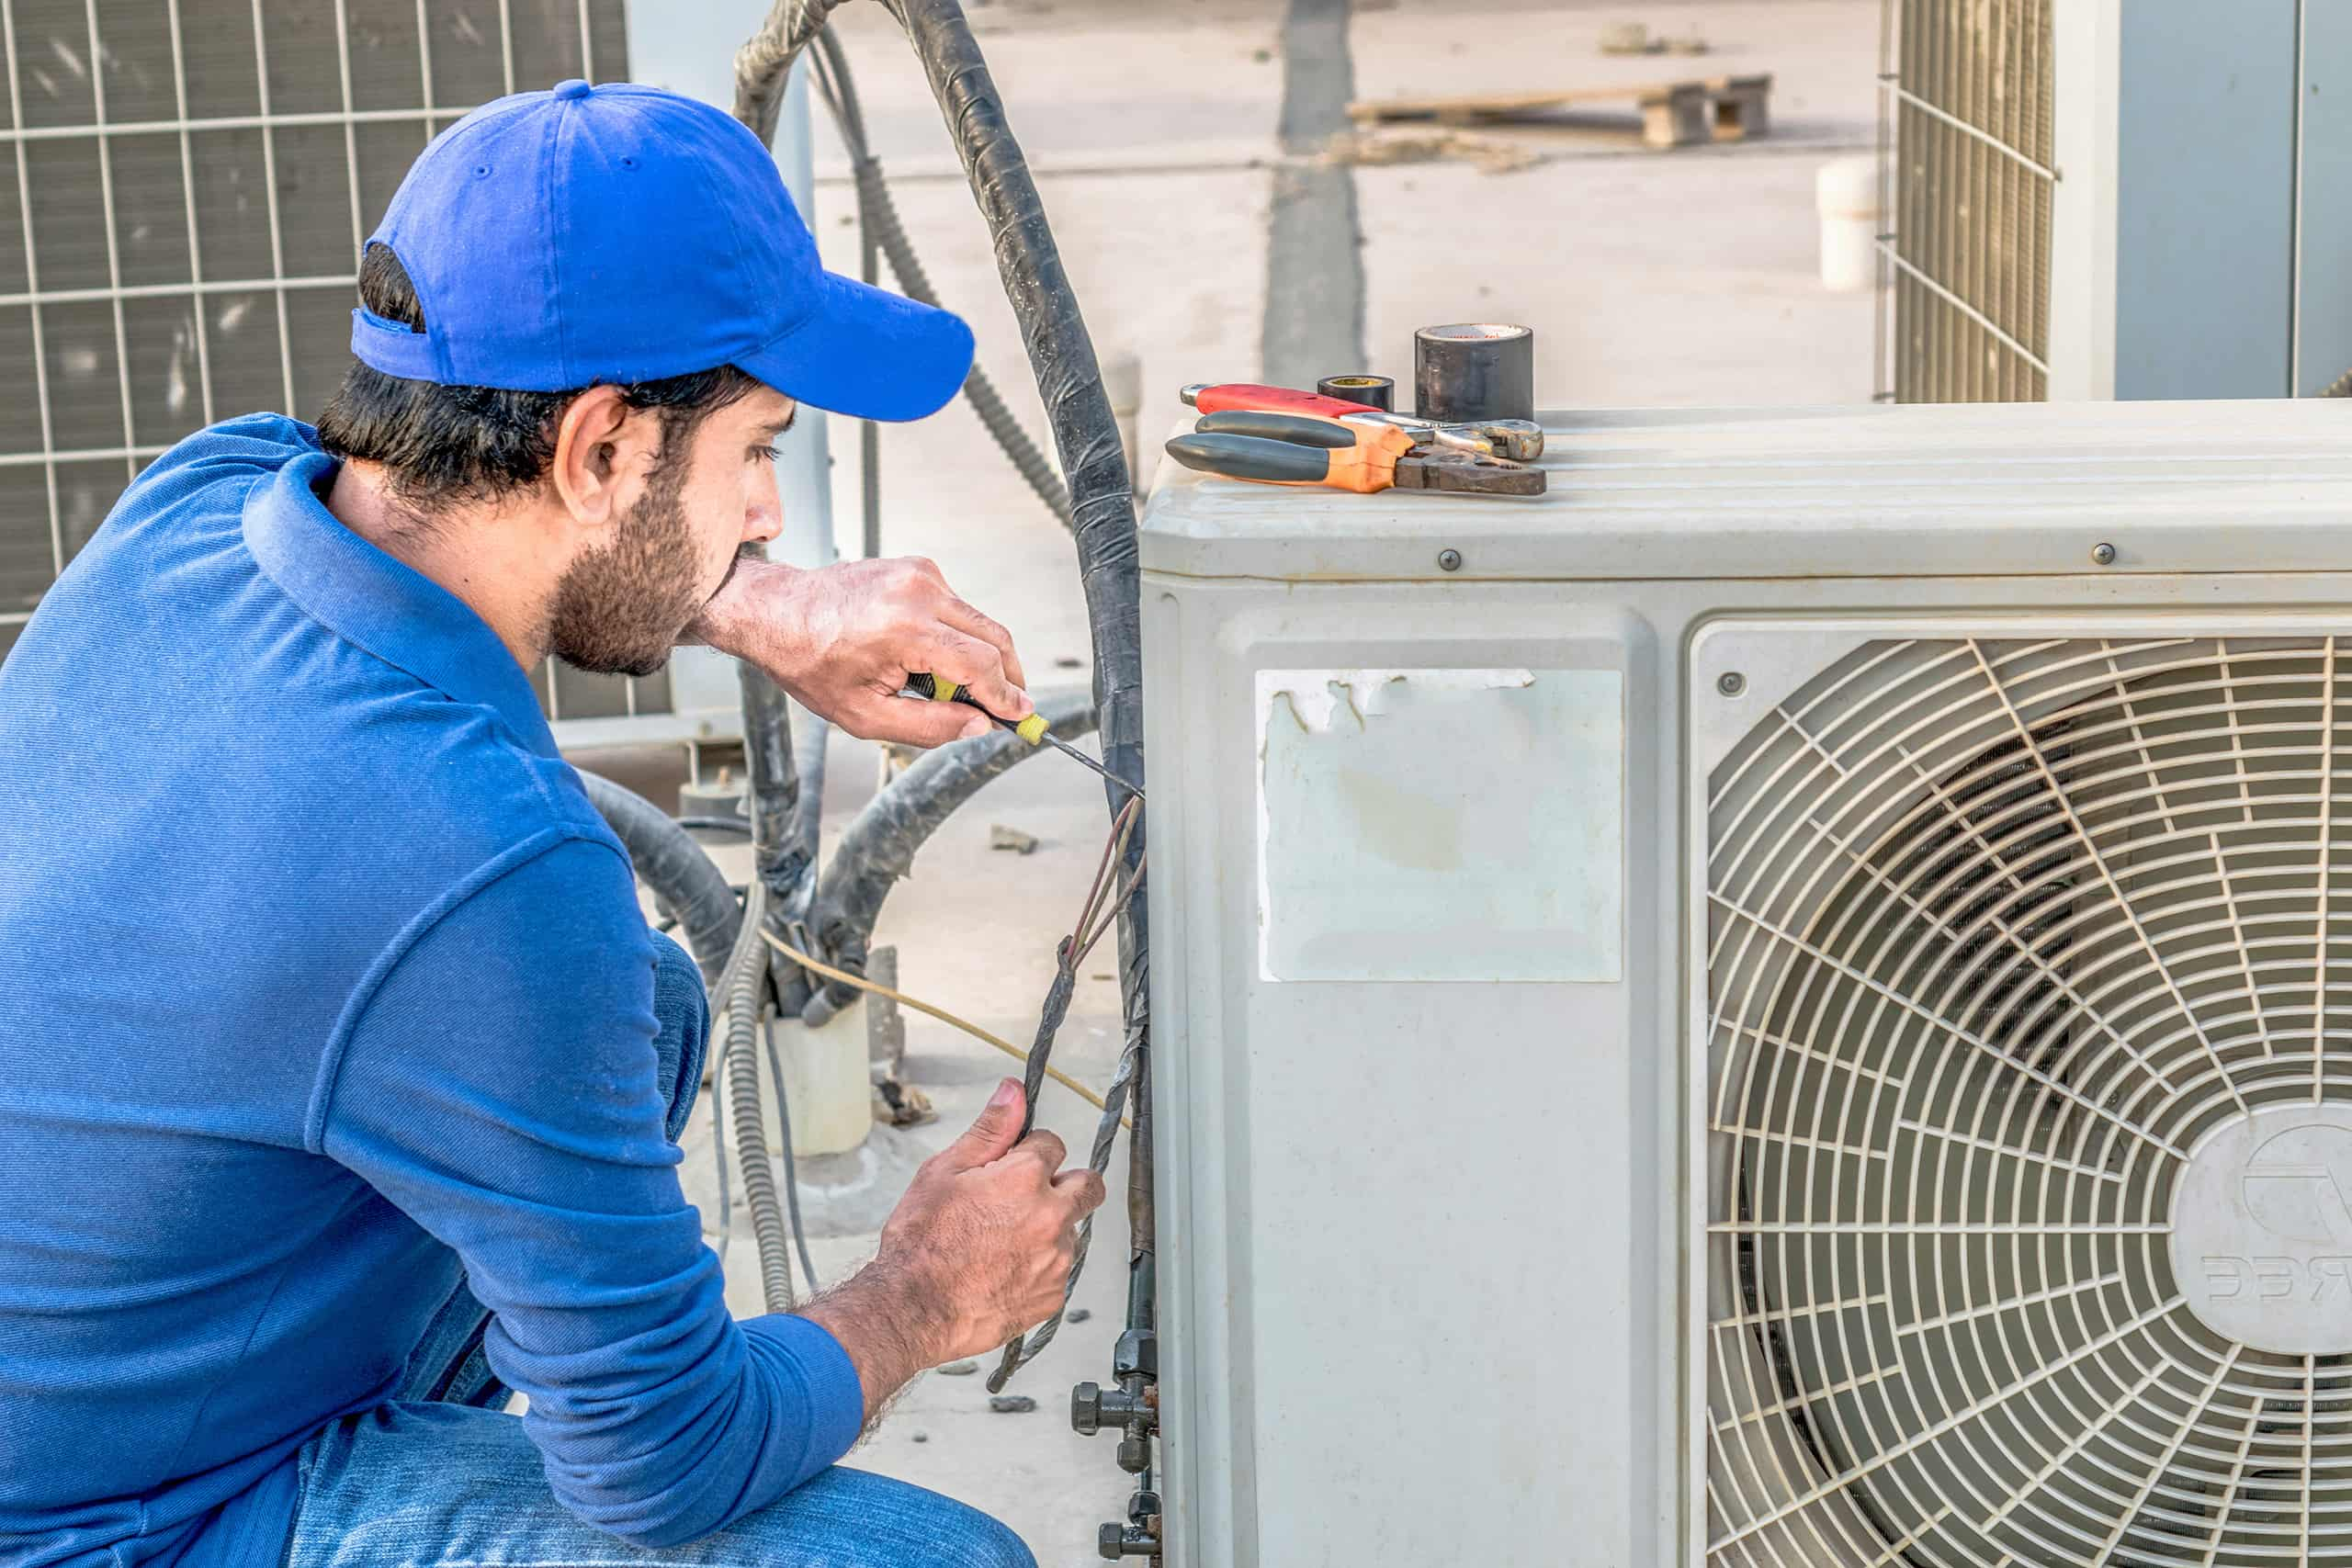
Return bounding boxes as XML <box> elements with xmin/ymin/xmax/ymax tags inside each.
<box><xmin>1146</xmin><ymin>574</ymin><xmax>1665</xmax><ymax>1568</ymax></box>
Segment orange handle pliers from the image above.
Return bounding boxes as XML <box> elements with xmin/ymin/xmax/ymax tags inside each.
<box><xmin>1180</xmin><ymin>381</ymin><xmax>1546</xmax><ymax>461</ymax></box>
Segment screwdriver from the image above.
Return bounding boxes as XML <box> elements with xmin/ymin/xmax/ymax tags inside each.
<box><xmin>903</xmin><ymin>672</ymin><xmax>1146</xmax><ymax>803</ymax></box>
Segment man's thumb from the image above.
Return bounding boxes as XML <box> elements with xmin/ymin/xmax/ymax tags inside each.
<box><xmin>944</xmin><ymin>1078</ymin><xmax>1024</xmax><ymax>1167</ymax></box>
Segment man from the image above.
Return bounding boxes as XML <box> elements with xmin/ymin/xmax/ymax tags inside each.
<box><xmin>0</xmin><ymin>80</ymin><xmax>1104</xmax><ymax>1568</ymax></box>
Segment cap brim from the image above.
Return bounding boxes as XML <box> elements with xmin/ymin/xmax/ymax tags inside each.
<box><xmin>737</xmin><ymin>269</ymin><xmax>975</xmax><ymax>423</ymax></box>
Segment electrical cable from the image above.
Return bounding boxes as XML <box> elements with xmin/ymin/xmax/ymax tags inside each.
<box><xmin>989</xmin><ymin>1031</ymin><xmax>1140</xmax><ymax>1392</ymax></box>
<box><xmin>759</xmin><ymin>926</ymin><xmax>1122</xmax><ymax>1121</ymax></box>
<box><xmin>791</xmin><ymin>711</ymin><xmax>831</xmax><ymax>871</ymax></box>
<box><xmin>986</xmin><ymin>798</ymin><xmax>1143</xmax><ymax>1392</ymax></box>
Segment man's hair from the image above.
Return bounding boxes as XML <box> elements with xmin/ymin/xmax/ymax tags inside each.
<box><xmin>315</xmin><ymin>244</ymin><xmax>760</xmax><ymax>511</ymax></box>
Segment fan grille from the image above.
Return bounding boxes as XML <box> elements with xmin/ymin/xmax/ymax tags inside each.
<box><xmin>1705</xmin><ymin>636</ymin><xmax>2352</xmax><ymax>1568</ymax></box>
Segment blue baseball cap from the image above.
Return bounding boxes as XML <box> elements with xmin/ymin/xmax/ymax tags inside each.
<box><xmin>352</xmin><ymin>78</ymin><xmax>974</xmax><ymax>422</ymax></box>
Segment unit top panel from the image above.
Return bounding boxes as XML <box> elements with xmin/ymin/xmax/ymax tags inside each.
<box><xmin>1137</xmin><ymin>399</ymin><xmax>2352</xmax><ymax>581</ymax></box>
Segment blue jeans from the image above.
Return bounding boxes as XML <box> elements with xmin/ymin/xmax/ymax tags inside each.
<box><xmin>281</xmin><ymin>934</ymin><xmax>1033</xmax><ymax>1568</ymax></box>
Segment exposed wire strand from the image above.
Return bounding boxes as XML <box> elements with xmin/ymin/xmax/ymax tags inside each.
<box><xmin>1068</xmin><ymin>796</ymin><xmax>1142</xmax><ymax>968</ymax></box>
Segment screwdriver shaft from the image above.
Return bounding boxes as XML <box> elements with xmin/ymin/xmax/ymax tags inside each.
<box><xmin>1034</xmin><ymin>728</ymin><xmax>1147</xmax><ymax>803</ymax></box>
<box><xmin>903</xmin><ymin>672</ymin><xmax>1146</xmax><ymax>802</ymax></box>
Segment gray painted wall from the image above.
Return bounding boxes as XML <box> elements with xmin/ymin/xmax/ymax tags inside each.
<box><xmin>2298</xmin><ymin>4</ymin><xmax>2352</xmax><ymax>393</ymax></box>
<box><xmin>2113</xmin><ymin>0</ymin><xmax>2298</xmax><ymax>399</ymax></box>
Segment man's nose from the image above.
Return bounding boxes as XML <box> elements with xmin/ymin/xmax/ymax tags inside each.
<box><xmin>743</xmin><ymin>493</ymin><xmax>782</xmax><ymax>547</ymax></box>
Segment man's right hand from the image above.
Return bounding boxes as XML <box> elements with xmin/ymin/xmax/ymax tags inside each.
<box><xmin>800</xmin><ymin>1079</ymin><xmax>1108</xmax><ymax>1420</ymax></box>
<box><xmin>687</xmin><ymin>556</ymin><xmax>1035</xmax><ymax>748</ymax></box>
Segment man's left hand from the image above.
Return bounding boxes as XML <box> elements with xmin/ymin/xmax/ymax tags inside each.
<box><xmin>687</xmin><ymin>555</ymin><xmax>1034</xmax><ymax>747</ymax></box>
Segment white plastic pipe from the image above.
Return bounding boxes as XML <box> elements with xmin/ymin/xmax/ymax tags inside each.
<box><xmin>1816</xmin><ymin>155</ymin><xmax>1882</xmax><ymax>293</ymax></box>
<box><xmin>762</xmin><ymin>1006</ymin><xmax>870</xmax><ymax>1159</ymax></box>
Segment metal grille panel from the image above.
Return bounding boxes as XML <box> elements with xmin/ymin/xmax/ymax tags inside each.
<box><xmin>1881</xmin><ymin>0</ymin><xmax>2054</xmax><ymax>403</ymax></box>
<box><xmin>0</xmin><ymin>0</ymin><xmax>667</xmax><ymax>724</ymax></box>
<box><xmin>1706</xmin><ymin>636</ymin><xmax>2352</xmax><ymax>1567</ymax></box>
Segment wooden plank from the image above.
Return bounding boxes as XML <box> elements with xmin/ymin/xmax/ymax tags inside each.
<box><xmin>1346</xmin><ymin>85</ymin><xmax>1630</xmax><ymax>125</ymax></box>
<box><xmin>1346</xmin><ymin>74</ymin><xmax>1774</xmax><ymax>149</ymax></box>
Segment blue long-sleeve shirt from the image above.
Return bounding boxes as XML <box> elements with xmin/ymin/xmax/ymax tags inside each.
<box><xmin>0</xmin><ymin>417</ymin><xmax>864</xmax><ymax>1567</ymax></box>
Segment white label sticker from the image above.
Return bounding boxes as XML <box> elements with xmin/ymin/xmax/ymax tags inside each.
<box><xmin>1256</xmin><ymin>668</ymin><xmax>1625</xmax><ymax>983</ymax></box>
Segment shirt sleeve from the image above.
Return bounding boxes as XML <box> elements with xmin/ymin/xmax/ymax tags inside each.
<box><xmin>316</xmin><ymin>833</ymin><xmax>865</xmax><ymax>1548</ymax></box>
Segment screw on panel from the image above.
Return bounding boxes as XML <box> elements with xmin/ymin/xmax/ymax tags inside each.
<box><xmin>1438</xmin><ymin>548</ymin><xmax>1463</xmax><ymax>572</ymax></box>
<box><xmin>2092</xmin><ymin>542</ymin><xmax>2117</xmax><ymax>566</ymax></box>
<box><xmin>1718</xmin><ymin>671</ymin><xmax>1747</xmax><ymax>698</ymax></box>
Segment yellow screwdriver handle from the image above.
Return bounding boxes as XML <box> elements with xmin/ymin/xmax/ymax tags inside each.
<box><xmin>908</xmin><ymin>672</ymin><xmax>1048</xmax><ymax>746</ymax></box>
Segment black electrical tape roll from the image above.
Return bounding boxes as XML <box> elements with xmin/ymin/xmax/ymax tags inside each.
<box><xmin>1317</xmin><ymin>373</ymin><xmax>1394</xmax><ymax>411</ymax></box>
<box><xmin>1414</xmin><ymin>323</ymin><xmax>1535</xmax><ymax>423</ymax></box>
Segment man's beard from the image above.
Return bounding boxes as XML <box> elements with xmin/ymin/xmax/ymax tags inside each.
<box><xmin>544</xmin><ymin>454</ymin><xmax>711</xmax><ymax>679</ymax></box>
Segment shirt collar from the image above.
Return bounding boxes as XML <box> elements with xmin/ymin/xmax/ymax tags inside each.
<box><xmin>243</xmin><ymin>445</ymin><xmax>559</xmax><ymax>759</ymax></box>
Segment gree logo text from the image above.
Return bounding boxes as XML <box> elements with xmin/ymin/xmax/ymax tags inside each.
<box><xmin>2203</xmin><ymin>1255</ymin><xmax>2352</xmax><ymax>1301</ymax></box>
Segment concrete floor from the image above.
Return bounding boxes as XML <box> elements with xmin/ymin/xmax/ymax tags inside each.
<box><xmin>575</xmin><ymin>0</ymin><xmax>1878</xmax><ymax>1558</ymax></box>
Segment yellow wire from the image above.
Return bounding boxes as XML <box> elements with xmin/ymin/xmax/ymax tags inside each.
<box><xmin>757</xmin><ymin>928</ymin><xmax>1127</xmax><ymax>1126</ymax></box>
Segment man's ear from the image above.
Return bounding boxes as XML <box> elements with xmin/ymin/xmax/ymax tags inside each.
<box><xmin>550</xmin><ymin>385</ymin><xmax>658</xmax><ymax>527</ymax></box>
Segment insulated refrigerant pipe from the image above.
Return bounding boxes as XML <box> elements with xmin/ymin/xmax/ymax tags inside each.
<box><xmin>579</xmin><ymin>771</ymin><xmax>744</xmax><ymax>983</ymax></box>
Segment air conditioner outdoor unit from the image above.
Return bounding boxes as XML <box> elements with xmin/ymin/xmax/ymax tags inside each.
<box><xmin>1139</xmin><ymin>396</ymin><xmax>2352</xmax><ymax>1568</ymax></box>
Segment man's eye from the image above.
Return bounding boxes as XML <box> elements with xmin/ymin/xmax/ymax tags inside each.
<box><xmin>753</xmin><ymin>444</ymin><xmax>783</xmax><ymax>464</ymax></box>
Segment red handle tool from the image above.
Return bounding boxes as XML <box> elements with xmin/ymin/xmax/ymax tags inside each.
<box><xmin>1183</xmin><ymin>381</ymin><xmax>1391</xmax><ymax>421</ymax></box>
